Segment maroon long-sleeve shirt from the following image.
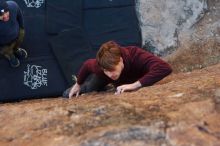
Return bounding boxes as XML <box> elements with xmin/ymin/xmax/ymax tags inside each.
<box><xmin>77</xmin><ymin>46</ymin><xmax>172</xmax><ymax>87</ymax></box>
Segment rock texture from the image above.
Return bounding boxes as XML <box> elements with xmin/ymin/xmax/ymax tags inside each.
<box><xmin>166</xmin><ymin>38</ymin><xmax>220</xmax><ymax>72</ymax></box>
<box><xmin>0</xmin><ymin>0</ymin><xmax>219</xmax><ymax>146</ymax></box>
<box><xmin>136</xmin><ymin>0</ymin><xmax>220</xmax><ymax>55</ymax></box>
<box><xmin>0</xmin><ymin>63</ymin><xmax>220</xmax><ymax>146</ymax></box>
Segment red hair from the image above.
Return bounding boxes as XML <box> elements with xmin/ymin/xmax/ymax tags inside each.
<box><xmin>96</xmin><ymin>41</ymin><xmax>121</xmax><ymax>70</ymax></box>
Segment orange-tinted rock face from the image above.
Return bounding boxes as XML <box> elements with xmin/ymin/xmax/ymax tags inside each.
<box><xmin>0</xmin><ymin>63</ymin><xmax>220</xmax><ymax>146</ymax></box>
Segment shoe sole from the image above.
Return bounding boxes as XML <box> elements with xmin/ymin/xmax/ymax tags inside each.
<box><xmin>16</xmin><ymin>48</ymin><xmax>28</xmax><ymax>59</ymax></box>
<box><xmin>62</xmin><ymin>88</ymin><xmax>71</xmax><ymax>98</ymax></box>
<box><xmin>11</xmin><ymin>60</ymin><xmax>20</xmax><ymax>68</ymax></box>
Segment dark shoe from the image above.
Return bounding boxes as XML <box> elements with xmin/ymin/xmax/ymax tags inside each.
<box><xmin>15</xmin><ymin>48</ymin><xmax>28</xmax><ymax>59</ymax></box>
<box><xmin>8</xmin><ymin>54</ymin><xmax>20</xmax><ymax>68</ymax></box>
<box><xmin>62</xmin><ymin>75</ymin><xmax>77</xmax><ymax>98</ymax></box>
<box><xmin>62</xmin><ymin>87</ymin><xmax>71</xmax><ymax>98</ymax></box>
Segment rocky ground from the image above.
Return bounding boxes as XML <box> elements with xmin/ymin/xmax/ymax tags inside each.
<box><xmin>0</xmin><ymin>0</ymin><xmax>219</xmax><ymax>145</ymax></box>
<box><xmin>0</xmin><ymin>62</ymin><xmax>220</xmax><ymax>146</ymax></box>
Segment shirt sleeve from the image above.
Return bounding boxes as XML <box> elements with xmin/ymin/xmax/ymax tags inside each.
<box><xmin>16</xmin><ymin>3</ymin><xmax>24</xmax><ymax>29</ymax></box>
<box><xmin>76</xmin><ymin>59</ymin><xmax>95</xmax><ymax>85</ymax></box>
<box><xmin>133</xmin><ymin>48</ymin><xmax>172</xmax><ymax>86</ymax></box>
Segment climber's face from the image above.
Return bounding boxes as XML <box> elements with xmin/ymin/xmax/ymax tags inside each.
<box><xmin>103</xmin><ymin>57</ymin><xmax>124</xmax><ymax>80</ymax></box>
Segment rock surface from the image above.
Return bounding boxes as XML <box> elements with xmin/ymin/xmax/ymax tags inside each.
<box><xmin>136</xmin><ymin>0</ymin><xmax>220</xmax><ymax>55</ymax></box>
<box><xmin>0</xmin><ymin>0</ymin><xmax>219</xmax><ymax>146</ymax></box>
<box><xmin>0</xmin><ymin>63</ymin><xmax>220</xmax><ymax>146</ymax></box>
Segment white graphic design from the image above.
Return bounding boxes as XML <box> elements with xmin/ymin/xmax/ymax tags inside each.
<box><xmin>24</xmin><ymin>64</ymin><xmax>48</xmax><ymax>90</ymax></box>
<box><xmin>23</xmin><ymin>0</ymin><xmax>44</xmax><ymax>8</ymax></box>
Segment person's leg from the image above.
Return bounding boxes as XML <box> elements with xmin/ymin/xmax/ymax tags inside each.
<box><xmin>62</xmin><ymin>74</ymin><xmax>107</xmax><ymax>98</ymax></box>
<box><xmin>14</xmin><ymin>29</ymin><xmax>28</xmax><ymax>59</ymax></box>
<box><xmin>14</xmin><ymin>28</ymin><xmax>25</xmax><ymax>50</ymax></box>
<box><xmin>80</xmin><ymin>74</ymin><xmax>107</xmax><ymax>93</ymax></box>
<box><xmin>0</xmin><ymin>42</ymin><xmax>20</xmax><ymax>67</ymax></box>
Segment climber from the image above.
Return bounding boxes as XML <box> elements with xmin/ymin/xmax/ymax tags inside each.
<box><xmin>63</xmin><ymin>40</ymin><xmax>172</xmax><ymax>98</ymax></box>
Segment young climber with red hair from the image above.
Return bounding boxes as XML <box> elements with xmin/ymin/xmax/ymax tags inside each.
<box><xmin>63</xmin><ymin>41</ymin><xmax>172</xmax><ymax>98</ymax></box>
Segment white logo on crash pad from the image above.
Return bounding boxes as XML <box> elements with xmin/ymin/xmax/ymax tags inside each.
<box><xmin>24</xmin><ymin>64</ymin><xmax>48</xmax><ymax>90</ymax></box>
<box><xmin>23</xmin><ymin>0</ymin><xmax>44</xmax><ymax>8</ymax></box>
